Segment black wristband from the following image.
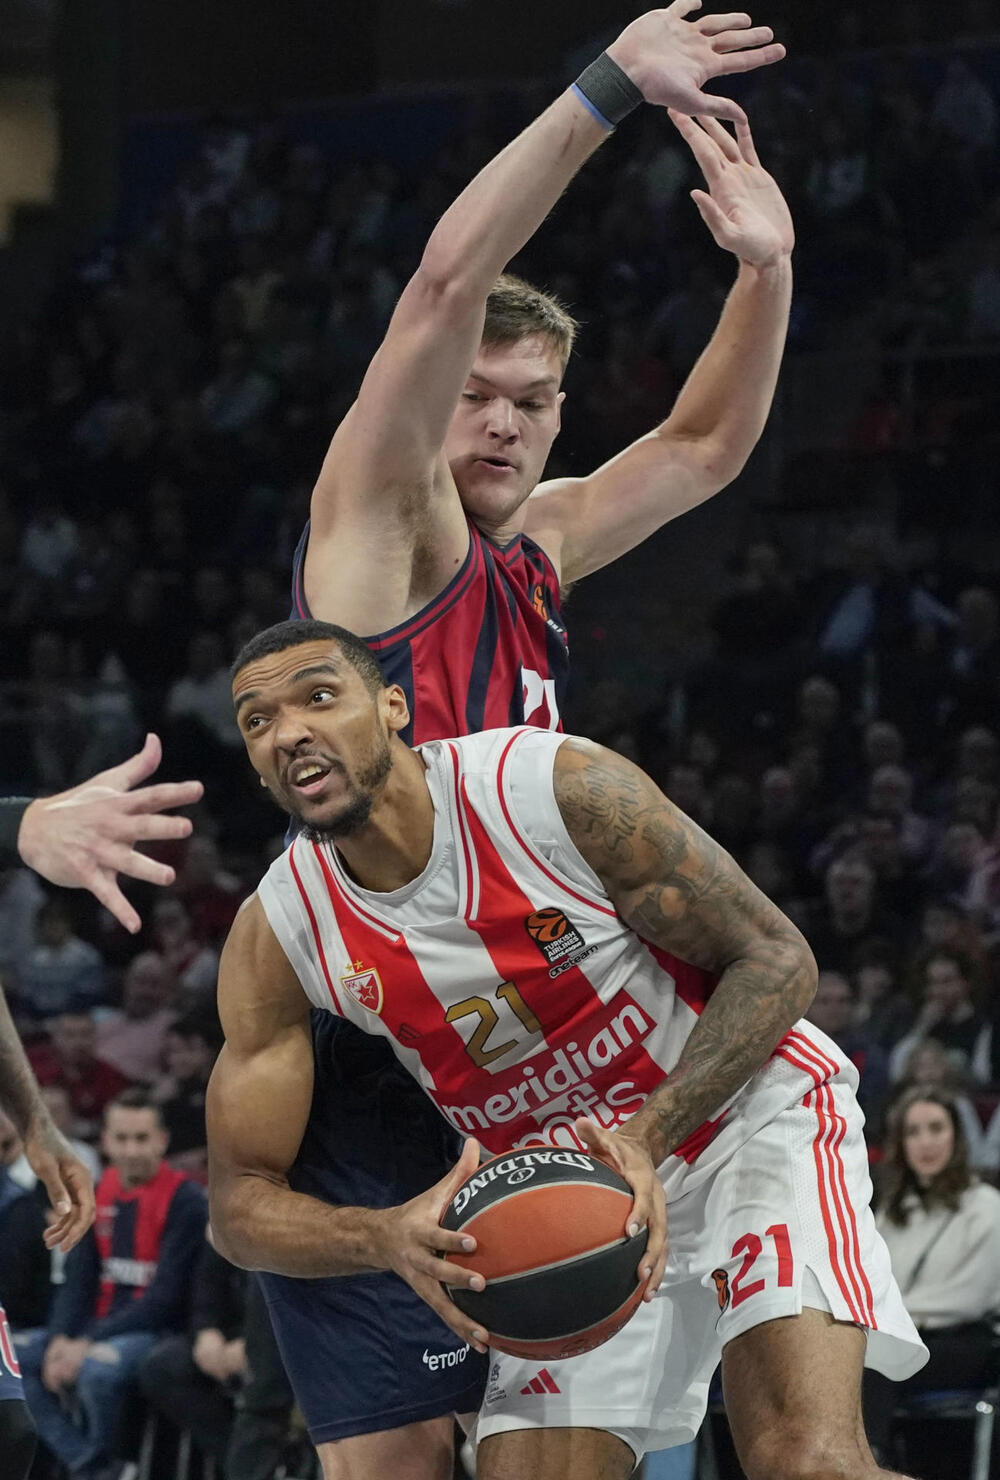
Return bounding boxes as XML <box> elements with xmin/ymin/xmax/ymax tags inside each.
<box><xmin>0</xmin><ymin>797</ymin><xmax>31</xmax><ymax>868</ymax></box>
<box><xmin>572</xmin><ymin>52</ymin><xmax>643</xmax><ymax>130</ymax></box>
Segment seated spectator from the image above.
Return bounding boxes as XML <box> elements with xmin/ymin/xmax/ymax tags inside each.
<box><xmin>806</xmin><ymin>970</ymin><xmax>889</xmax><ymax>1128</ymax></box>
<box><xmin>887</xmin><ymin>1038</ymin><xmax>989</xmax><ymax>1170</ymax></box>
<box><xmin>28</xmin><ymin>1013</ymin><xmax>132</xmax><ymax>1141</ymax></box>
<box><xmin>138</xmin><ymin>1231</ymin><xmax>247</xmax><ymax>1464</ymax></box>
<box><xmin>150</xmin><ymin>896</ymin><xmax>219</xmax><ymax>1005</ymax></box>
<box><xmin>152</xmin><ymin>1012</ymin><xmax>222</xmax><ymax>1176</ymax></box>
<box><xmin>95</xmin><ymin>951</ymin><xmax>178</xmax><ymax>1083</ymax></box>
<box><xmin>805</xmin><ymin>854</ymin><xmax>905</xmax><ymax>975</ymax></box>
<box><xmin>888</xmin><ymin>949</ymin><xmax>991</xmax><ymax>1084</ymax></box>
<box><xmin>851</xmin><ymin>946</ymin><xmax>913</xmax><ymax>1052</ymax></box>
<box><xmin>174</xmin><ymin>835</ymin><xmax>243</xmax><ymax>947</ymax></box>
<box><xmin>18</xmin><ymin>1090</ymin><xmax>206</xmax><ymax>1480</ymax></box>
<box><xmin>855</xmin><ymin>811</ymin><xmax>924</xmax><ymax>920</ymax></box>
<box><xmin>15</xmin><ymin>900</ymin><xmax>105</xmax><ymax>1023</ymax></box>
<box><xmin>866</xmin><ymin>765</ymin><xmax>932</xmax><ymax>865</ymax></box>
<box><xmin>863</xmin><ymin>1088</ymin><xmax>1000</xmax><ymax>1474</ymax></box>
<box><xmin>0</xmin><ymin>864</ymin><xmax>45</xmax><ymax>1002</ymax></box>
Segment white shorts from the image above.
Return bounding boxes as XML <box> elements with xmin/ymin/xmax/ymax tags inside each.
<box><xmin>475</xmin><ymin>1080</ymin><xmax>928</xmax><ymax>1465</ymax></box>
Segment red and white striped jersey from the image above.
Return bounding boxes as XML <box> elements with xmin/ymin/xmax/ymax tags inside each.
<box><xmin>258</xmin><ymin>727</ymin><xmax>854</xmax><ymax>1196</ymax></box>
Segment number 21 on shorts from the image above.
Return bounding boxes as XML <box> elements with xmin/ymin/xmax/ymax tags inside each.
<box><xmin>716</xmin><ymin>1223</ymin><xmax>793</xmax><ymax>1312</ymax></box>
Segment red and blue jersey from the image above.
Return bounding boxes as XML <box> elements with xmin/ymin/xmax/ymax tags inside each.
<box><xmin>290</xmin><ymin>518</ymin><xmax>569</xmax><ymax>743</ymax></box>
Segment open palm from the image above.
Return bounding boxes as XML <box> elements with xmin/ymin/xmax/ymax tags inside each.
<box><xmin>671</xmin><ymin>110</ymin><xmax>794</xmax><ymax>267</ymax></box>
<box><xmin>608</xmin><ymin>0</ymin><xmax>786</xmax><ymax>124</ymax></box>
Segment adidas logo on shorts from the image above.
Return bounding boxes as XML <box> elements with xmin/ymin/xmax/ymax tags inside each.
<box><xmin>519</xmin><ymin>1369</ymin><xmax>561</xmax><ymax>1396</ymax></box>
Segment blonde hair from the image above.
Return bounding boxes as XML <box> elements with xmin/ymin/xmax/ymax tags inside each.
<box><xmin>482</xmin><ymin>273</ymin><xmax>578</xmax><ymax>372</ymax></box>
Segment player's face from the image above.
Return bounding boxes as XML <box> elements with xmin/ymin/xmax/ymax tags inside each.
<box><xmin>233</xmin><ymin>640</ymin><xmax>409</xmax><ymax>839</ymax></box>
<box><xmin>445</xmin><ymin>336</ymin><xmax>565</xmax><ymax>531</ymax></box>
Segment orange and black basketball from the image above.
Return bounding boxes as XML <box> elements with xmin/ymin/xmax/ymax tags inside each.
<box><xmin>525</xmin><ymin>907</ymin><xmax>569</xmax><ymax>946</ymax></box>
<box><xmin>440</xmin><ymin>1148</ymin><xmax>647</xmax><ymax>1361</ymax></box>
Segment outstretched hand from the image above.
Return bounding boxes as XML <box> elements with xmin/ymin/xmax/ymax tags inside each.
<box><xmin>16</xmin><ymin>733</ymin><xmax>204</xmax><ymax>934</ymax></box>
<box><xmin>608</xmin><ymin>0</ymin><xmax>785</xmax><ymax>125</ymax></box>
<box><xmin>670</xmin><ymin>110</ymin><xmax>794</xmax><ymax>266</ymax></box>
<box><xmin>378</xmin><ymin>1136</ymin><xmax>491</xmax><ymax>1353</ymax></box>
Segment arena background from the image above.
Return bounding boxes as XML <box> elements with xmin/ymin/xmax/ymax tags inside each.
<box><xmin>0</xmin><ymin>1</ymin><xmax>998</xmax><ymax>1476</ymax></box>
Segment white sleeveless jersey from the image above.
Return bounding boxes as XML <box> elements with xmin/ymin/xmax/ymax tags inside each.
<box><xmin>258</xmin><ymin>727</ymin><xmax>854</xmax><ymax>1200</ymax></box>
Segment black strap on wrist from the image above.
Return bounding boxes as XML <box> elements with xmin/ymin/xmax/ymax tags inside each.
<box><xmin>0</xmin><ymin>798</ymin><xmax>31</xmax><ymax>867</ymax></box>
<box><xmin>572</xmin><ymin>52</ymin><xmax>643</xmax><ymax>131</ymax></box>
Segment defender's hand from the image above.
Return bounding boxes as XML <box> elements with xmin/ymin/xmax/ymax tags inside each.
<box><xmin>608</xmin><ymin>1</ymin><xmax>785</xmax><ymax>125</ymax></box>
<box><xmin>575</xmin><ymin>1117</ymin><xmax>668</xmax><ymax>1301</ymax></box>
<box><xmin>17</xmin><ymin>733</ymin><xmax>204</xmax><ymax>933</ymax></box>
<box><xmin>670</xmin><ymin>111</ymin><xmax>794</xmax><ymax>266</ymax></box>
<box><xmin>378</xmin><ymin>1137</ymin><xmax>491</xmax><ymax>1353</ymax></box>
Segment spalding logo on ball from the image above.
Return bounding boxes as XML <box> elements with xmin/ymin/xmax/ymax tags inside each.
<box><xmin>440</xmin><ymin>1147</ymin><xmax>648</xmax><ymax>1361</ymax></box>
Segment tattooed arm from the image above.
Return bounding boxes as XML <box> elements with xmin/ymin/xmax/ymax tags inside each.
<box><xmin>0</xmin><ymin>987</ymin><xmax>95</xmax><ymax>1250</ymax></box>
<box><xmin>553</xmin><ymin>735</ymin><xmax>817</xmax><ymax>1167</ymax></box>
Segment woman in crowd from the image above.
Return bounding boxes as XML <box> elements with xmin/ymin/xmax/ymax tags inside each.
<box><xmin>863</xmin><ymin>1086</ymin><xmax>1000</xmax><ymax>1472</ymax></box>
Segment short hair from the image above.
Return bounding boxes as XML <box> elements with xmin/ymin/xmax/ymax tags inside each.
<box><xmin>105</xmin><ymin>1087</ymin><xmax>164</xmax><ymax>1125</ymax></box>
<box><xmin>482</xmin><ymin>273</ymin><xmax>577</xmax><ymax>372</ymax></box>
<box><xmin>231</xmin><ymin>619</ymin><xmax>386</xmax><ymax>696</ymax></box>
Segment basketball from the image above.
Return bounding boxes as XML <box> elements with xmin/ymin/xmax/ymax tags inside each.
<box><xmin>440</xmin><ymin>1147</ymin><xmax>648</xmax><ymax>1360</ymax></box>
<box><xmin>525</xmin><ymin>907</ymin><xmax>569</xmax><ymax>945</ymax></box>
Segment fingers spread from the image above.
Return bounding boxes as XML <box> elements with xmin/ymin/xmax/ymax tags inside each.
<box><xmin>104</xmin><ymin>733</ymin><xmax>162</xmax><ymax>793</ymax></box>
<box><xmin>697</xmin><ymin>11</ymin><xmax>751</xmax><ymax>35</ymax></box>
<box><xmin>711</xmin><ymin>23</ymin><xmax>773</xmax><ymax>54</ymax></box>
<box><xmin>82</xmin><ymin>869</ymin><xmax>142</xmax><ymax>933</ymax></box>
<box><xmin>669</xmin><ymin>0</ymin><xmax>704</xmax><ymax>16</ymax></box>
<box><xmin>127</xmin><ymin>813</ymin><xmax>198</xmax><ymax>843</ymax></box>
<box><xmin>694</xmin><ymin>113</ymin><xmax>742</xmax><ymax>162</ymax></box>
<box><xmin>735</xmin><ymin>117</ymin><xmax>761</xmax><ymax>166</ymax></box>
<box><xmin>106</xmin><ymin>846</ymin><xmax>176</xmax><ymax>886</ymax></box>
<box><xmin>716</xmin><ymin>40</ymin><xmax>785</xmax><ymax>74</ymax></box>
<box><xmin>687</xmin><ymin>92</ymin><xmax>746</xmax><ymax>125</ymax></box>
<box><xmin>123</xmin><ymin>780</ymin><xmax>204</xmax><ymax>815</ymax></box>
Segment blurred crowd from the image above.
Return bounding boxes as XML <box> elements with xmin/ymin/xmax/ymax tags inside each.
<box><xmin>0</xmin><ymin>20</ymin><xmax>998</xmax><ymax>1480</ymax></box>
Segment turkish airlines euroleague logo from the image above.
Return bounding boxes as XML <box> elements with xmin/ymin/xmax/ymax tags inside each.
<box><xmin>525</xmin><ymin>908</ymin><xmax>586</xmax><ymax>968</ymax></box>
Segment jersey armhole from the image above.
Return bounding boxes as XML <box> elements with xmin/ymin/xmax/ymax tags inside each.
<box><xmin>502</xmin><ymin>730</ymin><xmax>608</xmax><ymax>900</ymax></box>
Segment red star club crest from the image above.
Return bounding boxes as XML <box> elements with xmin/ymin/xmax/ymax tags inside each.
<box><xmin>339</xmin><ymin>962</ymin><xmax>384</xmax><ymax>1015</ymax></box>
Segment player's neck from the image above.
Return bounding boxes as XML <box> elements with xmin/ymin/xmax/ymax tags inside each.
<box><xmin>472</xmin><ymin>509</ymin><xmax>526</xmax><ymax>550</ymax></box>
<box><xmin>334</xmin><ymin>749</ymin><xmax>435</xmax><ymax>893</ymax></box>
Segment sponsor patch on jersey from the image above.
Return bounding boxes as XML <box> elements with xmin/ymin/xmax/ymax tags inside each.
<box><xmin>525</xmin><ymin>907</ymin><xmax>586</xmax><ymax>964</ymax></box>
<box><xmin>339</xmin><ymin>963</ymin><xmax>384</xmax><ymax>1015</ymax></box>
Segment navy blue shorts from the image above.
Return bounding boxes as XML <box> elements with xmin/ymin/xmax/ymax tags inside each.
<box><xmin>0</xmin><ymin>1305</ymin><xmax>23</xmax><ymax>1402</ymax></box>
<box><xmin>260</xmin><ymin>1014</ymin><xmax>488</xmax><ymax>1443</ymax></box>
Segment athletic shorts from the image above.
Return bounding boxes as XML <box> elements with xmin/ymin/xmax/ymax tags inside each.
<box><xmin>475</xmin><ymin>1080</ymin><xmax>928</xmax><ymax>1466</ymax></box>
<box><xmin>260</xmin><ymin>1012</ymin><xmax>488</xmax><ymax>1442</ymax></box>
<box><xmin>0</xmin><ymin>1304</ymin><xmax>24</xmax><ymax>1402</ymax></box>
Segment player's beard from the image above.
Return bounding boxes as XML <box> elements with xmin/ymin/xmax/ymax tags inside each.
<box><xmin>300</xmin><ymin>730</ymin><xmax>393</xmax><ymax>843</ymax></box>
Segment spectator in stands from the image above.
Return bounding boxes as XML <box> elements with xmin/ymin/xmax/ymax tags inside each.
<box><xmin>174</xmin><ymin>836</ymin><xmax>243</xmax><ymax>948</ymax></box>
<box><xmin>149</xmin><ymin>897</ymin><xmax>218</xmax><ymax>1005</ymax></box>
<box><xmin>886</xmin><ymin>1038</ymin><xmax>988</xmax><ymax>1168</ymax></box>
<box><xmin>945</xmin><ymin>591</ymin><xmax>1000</xmax><ymax>730</ymax></box>
<box><xmin>807</xmin><ymin>969</ymin><xmax>890</xmax><ymax>1127</ymax></box>
<box><xmin>866</xmin><ymin>764</ymin><xmax>932</xmax><ymax>864</ymax></box>
<box><xmin>152</xmin><ymin>1012</ymin><xmax>221</xmax><ymax>1176</ymax></box>
<box><xmin>855</xmin><ymin>811</ymin><xmax>923</xmax><ymax>919</ymax></box>
<box><xmin>28</xmin><ymin>1013</ymin><xmax>131</xmax><ymax>1141</ymax></box>
<box><xmin>806</xmin><ymin>853</ymin><xmax>904</xmax><ymax>973</ymax></box>
<box><xmin>199</xmin><ymin>337</ymin><xmax>275</xmax><ymax>435</ymax></box>
<box><xmin>95</xmin><ymin>951</ymin><xmax>178</xmax><ymax>1084</ymax></box>
<box><xmin>0</xmin><ymin>863</ymin><xmax>46</xmax><ymax>1002</ymax></box>
<box><xmin>851</xmin><ymin>946</ymin><xmax>913</xmax><ymax>1052</ymax></box>
<box><xmin>889</xmin><ymin>949</ymin><xmax>991</xmax><ymax>1083</ymax></box>
<box><xmin>138</xmin><ymin>1232</ymin><xmax>247</xmax><ymax>1464</ymax></box>
<box><xmin>18</xmin><ymin>1089</ymin><xmax>206</xmax><ymax>1480</ymax></box>
<box><xmin>863</xmin><ymin>1087</ymin><xmax>1000</xmax><ymax>1473</ymax></box>
<box><xmin>16</xmin><ymin>900</ymin><xmax>105</xmax><ymax>1023</ymax></box>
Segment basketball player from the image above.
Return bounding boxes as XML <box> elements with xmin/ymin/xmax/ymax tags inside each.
<box><xmin>0</xmin><ymin>734</ymin><xmax>202</xmax><ymax>1478</ymax></box>
<box><xmin>209</xmin><ymin>622</ymin><xmax>927</xmax><ymax>1480</ymax></box>
<box><xmin>272</xmin><ymin>5</ymin><xmax>795</xmax><ymax>1472</ymax></box>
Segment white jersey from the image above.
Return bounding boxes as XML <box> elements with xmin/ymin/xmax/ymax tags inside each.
<box><xmin>258</xmin><ymin>727</ymin><xmax>851</xmax><ymax>1200</ymax></box>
